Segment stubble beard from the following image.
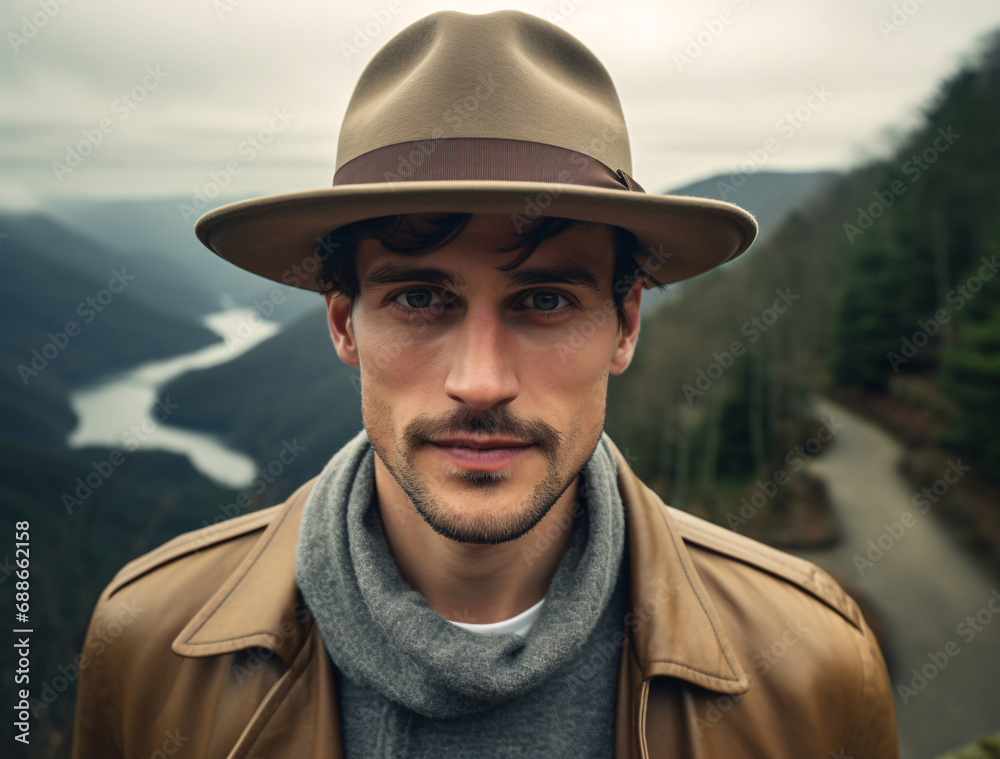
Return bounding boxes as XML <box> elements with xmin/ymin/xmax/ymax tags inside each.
<box><xmin>366</xmin><ymin>405</ymin><xmax>582</xmax><ymax>545</ymax></box>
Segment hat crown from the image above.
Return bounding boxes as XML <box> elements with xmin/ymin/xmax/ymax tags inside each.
<box><xmin>336</xmin><ymin>10</ymin><xmax>632</xmax><ymax>174</ymax></box>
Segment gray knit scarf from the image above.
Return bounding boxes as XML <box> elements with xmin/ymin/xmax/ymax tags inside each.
<box><xmin>295</xmin><ymin>428</ymin><xmax>628</xmax><ymax>756</ymax></box>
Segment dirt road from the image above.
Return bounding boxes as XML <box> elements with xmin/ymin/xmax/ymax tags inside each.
<box><xmin>792</xmin><ymin>398</ymin><xmax>1000</xmax><ymax>759</ymax></box>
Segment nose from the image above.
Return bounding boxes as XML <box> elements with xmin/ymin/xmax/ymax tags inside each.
<box><xmin>443</xmin><ymin>306</ymin><xmax>519</xmax><ymax>410</ymax></box>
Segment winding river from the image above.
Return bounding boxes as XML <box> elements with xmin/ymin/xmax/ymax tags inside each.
<box><xmin>67</xmin><ymin>307</ymin><xmax>280</xmax><ymax>489</ymax></box>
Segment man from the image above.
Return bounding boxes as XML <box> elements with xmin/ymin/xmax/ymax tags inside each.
<box><xmin>71</xmin><ymin>10</ymin><xmax>899</xmax><ymax>758</ymax></box>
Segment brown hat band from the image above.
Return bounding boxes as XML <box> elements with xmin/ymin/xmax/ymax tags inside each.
<box><xmin>332</xmin><ymin>137</ymin><xmax>645</xmax><ymax>193</ymax></box>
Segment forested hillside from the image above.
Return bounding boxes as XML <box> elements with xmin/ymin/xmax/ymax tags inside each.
<box><xmin>0</xmin><ymin>215</ymin><xmax>240</xmax><ymax>751</ymax></box>
<box><xmin>160</xmin><ymin>307</ymin><xmax>362</xmax><ymax>490</ymax></box>
<box><xmin>828</xmin><ymin>37</ymin><xmax>1000</xmax><ymax>483</ymax></box>
<box><xmin>606</xmin><ymin>30</ymin><xmax>1000</xmax><ymax>556</ymax></box>
<box><xmin>0</xmin><ymin>214</ymin><xmax>220</xmax><ymax>447</ymax></box>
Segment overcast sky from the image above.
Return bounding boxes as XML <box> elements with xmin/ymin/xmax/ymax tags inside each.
<box><xmin>3</xmin><ymin>0</ymin><xmax>999</xmax><ymax>210</ymax></box>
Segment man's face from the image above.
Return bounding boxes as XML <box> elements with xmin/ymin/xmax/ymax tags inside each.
<box><xmin>326</xmin><ymin>213</ymin><xmax>641</xmax><ymax>545</ymax></box>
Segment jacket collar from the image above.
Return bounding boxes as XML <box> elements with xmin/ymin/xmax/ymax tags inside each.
<box><xmin>608</xmin><ymin>440</ymin><xmax>749</xmax><ymax>694</ymax></box>
<box><xmin>173</xmin><ymin>437</ymin><xmax>749</xmax><ymax>694</ymax></box>
<box><xmin>171</xmin><ymin>478</ymin><xmax>314</xmax><ymax>667</ymax></box>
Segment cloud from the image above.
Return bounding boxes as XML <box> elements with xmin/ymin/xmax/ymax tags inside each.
<box><xmin>2</xmin><ymin>0</ymin><xmax>999</xmax><ymax>206</ymax></box>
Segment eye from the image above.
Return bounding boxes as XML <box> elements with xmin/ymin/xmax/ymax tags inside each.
<box><xmin>522</xmin><ymin>291</ymin><xmax>570</xmax><ymax>311</ymax></box>
<box><xmin>394</xmin><ymin>288</ymin><xmax>442</xmax><ymax>309</ymax></box>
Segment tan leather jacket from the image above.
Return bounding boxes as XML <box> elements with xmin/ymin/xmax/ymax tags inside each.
<box><xmin>71</xmin><ymin>439</ymin><xmax>899</xmax><ymax>758</ymax></box>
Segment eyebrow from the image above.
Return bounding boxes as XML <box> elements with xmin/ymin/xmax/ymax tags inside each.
<box><xmin>362</xmin><ymin>264</ymin><xmax>463</xmax><ymax>290</ymax></box>
<box><xmin>361</xmin><ymin>262</ymin><xmax>603</xmax><ymax>296</ymax></box>
<box><xmin>503</xmin><ymin>264</ymin><xmax>602</xmax><ymax>295</ymax></box>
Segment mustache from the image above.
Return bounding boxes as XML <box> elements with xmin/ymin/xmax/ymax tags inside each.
<box><xmin>403</xmin><ymin>407</ymin><xmax>562</xmax><ymax>452</ymax></box>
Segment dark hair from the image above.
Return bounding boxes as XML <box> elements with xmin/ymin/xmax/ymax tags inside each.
<box><xmin>315</xmin><ymin>213</ymin><xmax>664</xmax><ymax>333</ymax></box>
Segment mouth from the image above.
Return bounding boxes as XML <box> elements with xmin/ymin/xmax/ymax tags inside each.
<box><xmin>427</xmin><ymin>437</ymin><xmax>536</xmax><ymax>472</ymax></box>
<box><xmin>431</xmin><ymin>436</ymin><xmax>533</xmax><ymax>449</ymax></box>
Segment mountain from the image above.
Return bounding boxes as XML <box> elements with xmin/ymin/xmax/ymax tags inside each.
<box><xmin>151</xmin><ymin>35</ymin><xmax>1000</xmax><ymax>520</ymax></box>
<box><xmin>663</xmin><ymin>170</ymin><xmax>837</xmax><ymax>247</ymax></box>
<box><xmin>0</xmin><ymin>213</ymin><xmax>271</xmax><ymax>752</ymax></box>
<box><xmin>48</xmin><ymin>196</ymin><xmax>322</xmax><ymax>324</ymax></box>
<box><xmin>0</xmin><ymin>439</ymin><xmax>241</xmax><ymax>751</ymax></box>
<box><xmin>46</xmin><ymin>176</ymin><xmax>833</xmax><ymax>324</ymax></box>
<box><xmin>1</xmin><ymin>211</ymin><xmax>220</xmax><ymax>320</ymax></box>
<box><xmin>640</xmin><ymin>170</ymin><xmax>837</xmax><ymax>314</ymax></box>
<box><xmin>7</xmin><ymin>32</ymin><xmax>1000</xmax><ymax>758</ymax></box>
<box><xmin>0</xmin><ymin>213</ymin><xmax>220</xmax><ymax>447</ymax></box>
<box><xmin>160</xmin><ymin>306</ymin><xmax>362</xmax><ymax>496</ymax></box>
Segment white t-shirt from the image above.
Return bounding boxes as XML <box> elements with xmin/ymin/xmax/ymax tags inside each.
<box><xmin>446</xmin><ymin>597</ymin><xmax>546</xmax><ymax>638</ymax></box>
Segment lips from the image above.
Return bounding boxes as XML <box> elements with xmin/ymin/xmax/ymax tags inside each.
<box><xmin>428</xmin><ymin>437</ymin><xmax>535</xmax><ymax>472</ymax></box>
<box><xmin>430</xmin><ymin>436</ymin><xmax>533</xmax><ymax>449</ymax></box>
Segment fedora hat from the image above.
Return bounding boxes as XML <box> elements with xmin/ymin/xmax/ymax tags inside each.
<box><xmin>194</xmin><ymin>10</ymin><xmax>757</xmax><ymax>289</ymax></box>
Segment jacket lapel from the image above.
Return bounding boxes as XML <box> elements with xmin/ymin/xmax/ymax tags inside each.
<box><xmin>171</xmin><ymin>439</ymin><xmax>749</xmax><ymax>759</ymax></box>
<box><xmin>609</xmin><ymin>439</ymin><xmax>749</xmax><ymax>691</ymax></box>
<box><xmin>226</xmin><ymin>626</ymin><xmax>342</xmax><ymax>758</ymax></box>
<box><xmin>607</xmin><ymin>439</ymin><xmax>750</xmax><ymax>759</ymax></box>
<box><xmin>171</xmin><ymin>479</ymin><xmax>313</xmax><ymax>667</ymax></box>
<box><xmin>171</xmin><ymin>481</ymin><xmax>344</xmax><ymax>758</ymax></box>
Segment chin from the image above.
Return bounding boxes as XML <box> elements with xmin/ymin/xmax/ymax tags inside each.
<box><xmin>415</xmin><ymin>470</ymin><xmax>573</xmax><ymax>545</ymax></box>
<box><xmin>420</xmin><ymin>507</ymin><xmax>547</xmax><ymax>545</ymax></box>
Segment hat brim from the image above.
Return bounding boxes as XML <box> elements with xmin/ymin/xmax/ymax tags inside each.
<box><xmin>194</xmin><ymin>181</ymin><xmax>757</xmax><ymax>291</ymax></box>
